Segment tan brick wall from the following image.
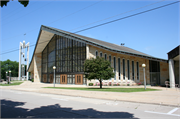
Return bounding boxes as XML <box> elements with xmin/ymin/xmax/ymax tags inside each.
<box><xmin>34</xmin><ymin>53</ymin><xmax>42</xmax><ymax>82</ymax></box>
<box><xmin>160</xmin><ymin>62</ymin><xmax>169</xmax><ymax>85</ymax></box>
<box><xmin>31</xmin><ymin>71</ymin><xmax>34</xmax><ymax>79</ymax></box>
<box><xmin>88</xmin><ymin>45</ymin><xmax>150</xmax><ymax>85</ymax></box>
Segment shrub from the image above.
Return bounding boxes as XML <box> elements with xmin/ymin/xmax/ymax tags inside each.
<box><xmin>89</xmin><ymin>83</ymin><xmax>93</xmax><ymax>86</ymax></box>
<box><xmin>113</xmin><ymin>83</ymin><xmax>120</xmax><ymax>86</ymax></box>
<box><xmin>31</xmin><ymin>79</ymin><xmax>34</xmax><ymax>82</ymax></box>
<box><xmin>132</xmin><ymin>84</ymin><xmax>136</xmax><ymax>86</ymax></box>
<box><xmin>108</xmin><ymin>82</ymin><xmax>111</xmax><ymax>86</ymax></box>
<box><xmin>137</xmin><ymin>82</ymin><xmax>141</xmax><ymax>85</ymax></box>
<box><xmin>113</xmin><ymin>83</ymin><xmax>117</xmax><ymax>86</ymax></box>
<box><xmin>103</xmin><ymin>83</ymin><xmax>108</xmax><ymax>86</ymax></box>
<box><xmin>127</xmin><ymin>84</ymin><xmax>130</xmax><ymax>86</ymax></box>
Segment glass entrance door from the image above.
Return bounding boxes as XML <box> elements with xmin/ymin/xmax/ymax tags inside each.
<box><xmin>56</xmin><ymin>74</ymin><xmax>60</xmax><ymax>84</ymax></box>
<box><xmin>150</xmin><ymin>72</ymin><xmax>160</xmax><ymax>86</ymax></box>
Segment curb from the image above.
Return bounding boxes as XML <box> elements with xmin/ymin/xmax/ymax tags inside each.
<box><xmin>3</xmin><ymin>88</ymin><xmax>179</xmax><ymax>107</ymax></box>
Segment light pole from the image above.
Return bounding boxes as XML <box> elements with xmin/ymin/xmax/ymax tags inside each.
<box><xmin>9</xmin><ymin>70</ymin><xmax>11</xmax><ymax>84</ymax></box>
<box><xmin>53</xmin><ymin>66</ymin><xmax>56</xmax><ymax>87</ymax></box>
<box><xmin>6</xmin><ymin>72</ymin><xmax>7</xmax><ymax>81</ymax></box>
<box><xmin>22</xmin><ymin>65</ymin><xmax>24</xmax><ymax>80</ymax></box>
<box><xmin>142</xmin><ymin>64</ymin><xmax>146</xmax><ymax>90</ymax></box>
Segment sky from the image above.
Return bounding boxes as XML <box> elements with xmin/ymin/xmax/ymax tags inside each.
<box><xmin>0</xmin><ymin>0</ymin><xmax>179</xmax><ymax>63</ymax></box>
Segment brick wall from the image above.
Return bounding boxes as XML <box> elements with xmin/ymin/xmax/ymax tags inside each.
<box><xmin>87</xmin><ymin>45</ymin><xmax>151</xmax><ymax>85</ymax></box>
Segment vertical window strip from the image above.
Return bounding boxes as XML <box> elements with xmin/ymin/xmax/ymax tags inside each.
<box><xmin>96</xmin><ymin>51</ymin><xmax>98</xmax><ymax>58</ymax></box>
<box><xmin>109</xmin><ymin>55</ymin><xmax>111</xmax><ymax>80</ymax></box>
<box><xmin>127</xmin><ymin>60</ymin><xmax>130</xmax><ymax>80</ymax></box>
<box><xmin>100</xmin><ymin>52</ymin><xmax>102</xmax><ymax>57</ymax></box>
<box><xmin>123</xmin><ymin>59</ymin><xmax>125</xmax><ymax>80</ymax></box>
<box><xmin>109</xmin><ymin>55</ymin><xmax>111</xmax><ymax>63</ymax></box>
<box><xmin>132</xmin><ymin>61</ymin><xmax>134</xmax><ymax>80</ymax></box>
<box><xmin>114</xmin><ymin>57</ymin><xmax>116</xmax><ymax>80</ymax></box>
<box><xmin>105</xmin><ymin>54</ymin><xmax>107</xmax><ymax>60</ymax></box>
<box><xmin>137</xmin><ymin>62</ymin><xmax>139</xmax><ymax>80</ymax></box>
<box><xmin>118</xmin><ymin>58</ymin><xmax>120</xmax><ymax>80</ymax></box>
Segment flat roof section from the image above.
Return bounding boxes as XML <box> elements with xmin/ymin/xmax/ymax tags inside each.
<box><xmin>167</xmin><ymin>45</ymin><xmax>180</xmax><ymax>60</ymax></box>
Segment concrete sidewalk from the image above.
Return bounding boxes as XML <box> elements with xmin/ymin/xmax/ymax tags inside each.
<box><xmin>1</xmin><ymin>81</ymin><xmax>180</xmax><ymax>107</ymax></box>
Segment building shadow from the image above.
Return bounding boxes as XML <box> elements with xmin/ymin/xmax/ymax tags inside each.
<box><xmin>1</xmin><ymin>99</ymin><xmax>139</xmax><ymax>118</ymax></box>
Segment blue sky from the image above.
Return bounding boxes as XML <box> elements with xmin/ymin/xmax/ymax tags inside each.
<box><xmin>1</xmin><ymin>0</ymin><xmax>179</xmax><ymax>62</ymax></box>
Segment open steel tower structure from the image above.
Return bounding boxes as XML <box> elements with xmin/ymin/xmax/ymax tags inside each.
<box><xmin>19</xmin><ymin>41</ymin><xmax>30</xmax><ymax>80</ymax></box>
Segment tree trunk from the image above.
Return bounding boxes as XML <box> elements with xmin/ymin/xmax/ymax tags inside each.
<box><xmin>99</xmin><ymin>79</ymin><xmax>102</xmax><ymax>89</ymax></box>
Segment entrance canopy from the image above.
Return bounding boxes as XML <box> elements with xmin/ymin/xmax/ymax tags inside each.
<box><xmin>167</xmin><ymin>45</ymin><xmax>180</xmax><ymax>61</ymax></box>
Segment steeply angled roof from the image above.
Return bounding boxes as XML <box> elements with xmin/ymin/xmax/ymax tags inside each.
<box><xmin>28</xmin><ymin>25</ymin><xmax>167</xmax><ymax>72</ymax></box>
<box><xmin>47</xmin><ymin>25</ymin><xmax>151</xmax><ymax>57</ymax></box>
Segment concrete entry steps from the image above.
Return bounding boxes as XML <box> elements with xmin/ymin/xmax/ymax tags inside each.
<box><xmin>1</xmin><ymin>81</ymin><xmax>180</xmax><ymax>107</ymax></box>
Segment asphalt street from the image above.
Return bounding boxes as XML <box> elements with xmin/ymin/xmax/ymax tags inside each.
<box><xmin>1</xmin><ymin>89</ymin><xmax>180</xmax><ymax>118</ymax></box>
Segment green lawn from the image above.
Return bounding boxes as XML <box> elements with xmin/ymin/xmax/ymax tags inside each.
<box><xmin>43</xmin><ymin>87</ymin><xmax>159</xmax><ymax>92</ymax></box>
<box><xmin>0</xmin><ymin>81</ymin><xmax>23</xmax><ymax>86</ymax></box>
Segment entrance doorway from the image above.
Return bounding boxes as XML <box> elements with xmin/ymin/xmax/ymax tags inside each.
<box><xmin>43</xmin><ymin>74</ymin><xmax>47</xmax><ymax>83</ymax></box>
<box><xmin>50</xmin><ymin>74</ymin><xmax>53</xmax><ymax>83</ymax></box>
<box><xmin>75</xmin><ymin>74</ymin><xmax>83</xmax><ymax>85</ymax></box>
<box><xmin>149</xmin><ymin>60</ymin><xmax>160</xmax><ymax>86</ymax></box>
<box><xmin>60</xmin><ymin>74</ymin><xmax>67</xmax><ymax>84</ymax></box>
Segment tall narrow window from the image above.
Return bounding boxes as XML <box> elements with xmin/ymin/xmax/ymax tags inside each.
<box><xmin>109</xmin><ymin>55</ymin><xmax>111</xmax><ymax>63</ymax></box>
<box><xmin>132</xmin><ymin>61</ymin><xmax>134</xmax><ymax>80</ymax></box>
<box><xmin>96</xmin><ymin>51</ymin><xmax>98</xmax><ymax>58</ymax></box>
<box><xmin>137</xmin><ymin>62</ymin><xmax>139</xmax><ymax>80</ymax></box>
<box><xmin>100</xmin><ymin>52</ymin><xmax>102</xmax><ymax>57</ymax></box>
<box><xmin>105</xmin><ymin>54</ymin><xmax>107</xmax><ymax>60</ymax></box>
<box><xmin>114</xmin><ymin>57</ymin><xmax>116</xmax><ymax>80</ymax></box>
<box><xmin>109</xmin><ymin>55</ymin><xmax>111</xmax><ymax>80</ymax></box>
<box><xmin>127</xmin><ymin>60</ymin><xmax>130</xmax><ymax>80</ymax></box>
<box><xmin>118</xmin><ymin>58</ymin><xmax>120</xmax><ymax>80</ymax></box>
<box><xmin>123</xmin><ymin>59</ymin><xmax>125</xmax><ymax>80</ymax></box>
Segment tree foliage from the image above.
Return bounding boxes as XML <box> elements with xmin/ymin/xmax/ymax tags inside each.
<box><xmin>0</xmin><ymin>59</ymin><xmax>19</xmax><ymax>79</ymax></box>
<box><xmin>1</xmin><ymin>0</ymin><xmax>29</xmax><ymax>7</ymax></box>
<box><xmin>84</xmin><ymin>56</ymin><xmax>115</xmax><ymax>88</ymax></box>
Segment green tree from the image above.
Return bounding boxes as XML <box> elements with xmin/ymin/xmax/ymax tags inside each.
<box><xmin>1</xmin><ymin>0</ymin><xmax>29</xmax><ymax>7</ymax></box>
<box><xmin>1</xmin><ymin>59</ymin><xmax>19</xmax><ymax>80</ymax></box>
<box><xmin>84</xmin><ymin>56</ymin><xmax>115</xmax><ymax>89</ymax></box>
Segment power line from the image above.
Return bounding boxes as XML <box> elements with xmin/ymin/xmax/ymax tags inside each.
<box><xmin>3</xmin><ymin>7</ymin><xmax>21</xmax><ymax>19</ymax></box>
<box><xmin>73</xmin><ymin>1</ymin><xmax>179</xmax><ymax>33</ymax></box>
<box><xmin>47</xmin><ymin>0</ymin><xmax>104</xmax><ymax>25</ymax></box>
<box><xmin>0</xmin><ymin>36</ymin><xmax>53</xmax><ymax>55</ymax></box>
<box><xmin>2</xmin><ymin>0</ymin><xmax>162</xmax><ymax>41</ymax></box>
<box><xmin>3</xmin><ymin>2</ymin><xmax>36</xmax><ymax>20</ymax></box>
<box><xmin>2</xmin><ymin>0</ymin><xmax>104</xmax><ymax>53</ymax></box>
<box><xmin>0</xmin><ymin>1</ymin><xmax>179</xmax><ymax>56</ymax></box>
<box><xmin>69</xmin><ymin>0</ymin><xmax>165</xmax><ymax>32</ymax></box>
<box><xmin>3</xmin><ymin>0</ymin><xmax>104</xmax><ymax>41</ymax></box>
<box><xmin>3</xmin><ymin>1</ymin><xmax>55</xmax><ymax>25</ymax></box>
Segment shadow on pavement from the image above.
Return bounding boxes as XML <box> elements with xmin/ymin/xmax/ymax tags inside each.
<box><xmin>1</xmin><ymin>99</ymin><xmax>139</xmax><ymax>118</ymax></box>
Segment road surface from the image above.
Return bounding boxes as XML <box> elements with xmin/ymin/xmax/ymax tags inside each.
<box><xmin>1</xmin><ymin>89</ymin><xmax>179</xmax><ymax>118</ymax></box>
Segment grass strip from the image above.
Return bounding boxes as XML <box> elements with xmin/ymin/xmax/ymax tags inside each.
<box><xmin>0</xmin><ymin>82</ymin><xmax>23</xmax><ymax>86</ymax></box>
<box><xmin>43</xmin><ymin>87</ymin><xmax>159</xmax><ymax>92</ymax></box>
